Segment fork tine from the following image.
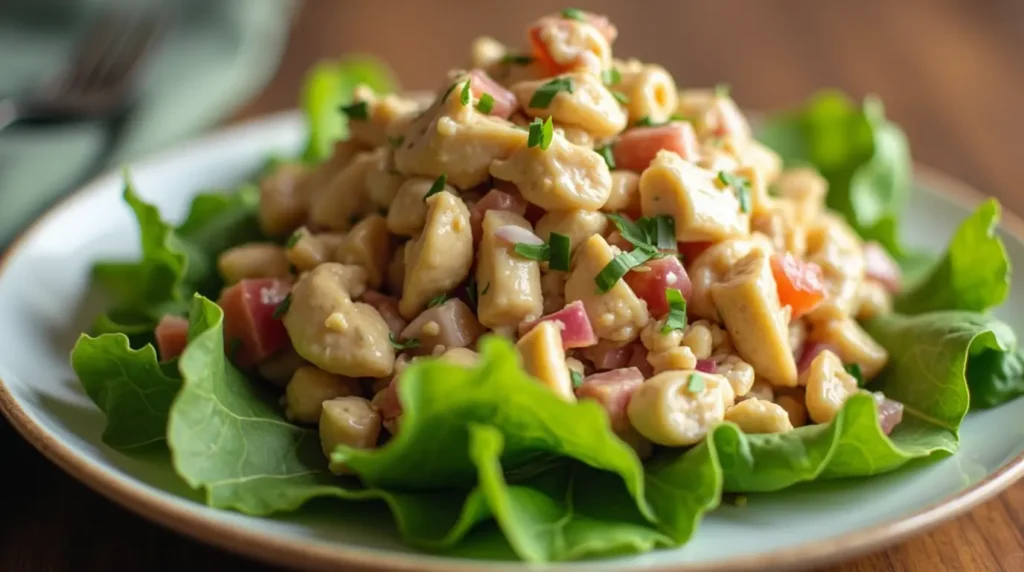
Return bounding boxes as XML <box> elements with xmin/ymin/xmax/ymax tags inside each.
<box><xmin>53</xmin><ymin>12</ymin><xmax>130</xmax><ymax>93</ymax></box>
<box><xmin>91</xmin><ymin>16</ymin><xmax>165</xmax><ymax>91</ymax></box>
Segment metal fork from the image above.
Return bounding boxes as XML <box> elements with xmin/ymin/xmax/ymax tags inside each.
<box><xmin>0</xmin><ymin>12</ymin><xmax>165</xmax><ymax>132</ymax></box>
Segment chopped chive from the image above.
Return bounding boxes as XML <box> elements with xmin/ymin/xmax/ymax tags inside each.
<box><xmin>845</xmin><ymin>363</ymin><xmax>865</xmax><ymax>386</ymax></box>
<box><xmin>423</xmin><ymin>174</ymin><xmax>447</xmax><ymax>201</ymax></box>
<box><xmin>737</xmin><ymin>186</ymin><xmax>751</xmax><ymax>213</ymax></box>
<box><xmin>529</xmin><ymin>77</ymin><xmax>574</xmax><ymax>109</ymax></box>
<box><xmin>548</xmin><ymin>233</ymin><xmax>571</xmax><ymax>271</ymax></box>
<box><xmin>481</xmin><ymin>282</ymin><xmax>491</xmax><ymax>295</ymax></box>
<box><xmin>594</xmin><ymin>245</ymin><xmax>657</xmax><ymax>293</ymax></box>
<box><xmin>476</xmin><ymin>92</ymin><xmax>495</xmax><ymax>114</ymax></box>
<box><xmin>718</xmin><ymin>171</ymin><xmax>752</xmax><ymax>213</ymax></box>
<box><xmin>653</xmin><ymin>215</ymin><xmax>676</xmax><ymax>250</ymax></box>
<box><xmin>662</xmin><ymin>289</ymin><xmax>688</xmax><ymax>333</ymax></box>
<box><xmin>427</xmin><ymin>293</ymin><xmax>450</xmax><ymax>308</ymax></box>
<box><xmin>602</xmin><ymin>67</ymin><xmax>622</xmax><ymax>86</ymax></box>
<box><xmin>527</xmin><ymin>117</ymin><xmax>554</xmax><ymax>150</ymax></box>
<box><xmin>389</xmin><ymin>332</ymin><xmax>421</xmax><ymax>350</ymax></box>
<box><xmin>501</xmin><ymin>53</ymin><xmax>534</xmax><ymax>65</ymax></box>
<box><xmin>570</xmin><ymin>369</ymin><xmax>584</xmax><ymax>388</ymax></box>
<box><xmin>513</xmin><ymin>242</ymin><xmax>550</xmax><ymax>261</ymax></box>
<box><xmin>611</xmin><ymin>90</ymin><xmax>629</xmax><ymax>105</ymax></box>
<box><xmin>388</xmin><ymin>135</ymin><xmax>405</xmax><ymax>147</ymax></box>
<box><xmin>561</xmin><ymin>7</ymin><xmax>586</xmax><ymax>21</ymax></box>
<box><xmin>605</xmin><ymin>213</ymin><xmax>650</xmax><ymax>249</ymax></box>
<box><xmin>272</xmin><ymin>294</ymin><xmax>292</xmax><ymax>319</ymax></box>
<box><xmin>340</xmin><ymin>100</ymin><xmax>369</xmax><ymax>120</ymax></box>
<box><xmin>285</xmin><ymin>230</ymin><xmax>302</xmax><ymax>249</ymax></box>
<box><xmin>714</xmin><ymin>83</ymin><xmax>731</xmax><ymax>98</ymax></box>
<box><xmin>669</xmin><ymin>113</ymin><xmax>687</xmax><ymax>122</ymax></box>
<box><xmin>460</xmin><ymin>79</ymin><xmax>472</xmax><ymax>106</ymax></box>
<box><xmin>634</xmin><ymin>115</ymin><xmax>656</xmax><ymax>127</ymax></box>
<box><xmin>686</xmin><ymin>372</ymin><xmax>705</xmax><ymax>393</ymax></box>
<box><xmin>596</xmin><ymin>144</ymin><xmax>616</xmax><ymax>169</ymax></box>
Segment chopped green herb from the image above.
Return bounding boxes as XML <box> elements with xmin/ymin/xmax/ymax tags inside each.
<box><xmin>423</xmin><ymin>174</ymin><xmax>447</xmax><ymax>201</ymax></box>
<box><xmin>481</xmin><ymin>282</ymin><xmax>491</xmax><ymax>295</ymax></box>
<box><xmin>602</xmin><ymin>67</ymin><xmax>622</xmax><ymax>86</ymax></box>
<box><xmin>606</xmin><ymin>213</ymin><xmax>651</xmax><ymax>249</ymax></box>
<box><xmin>845</xmin><ymin>363</ymin><xmax>865</xmax><ymax>386</ymax></box>
<box><xmin>501</xmin><ymin>53</ymin><xmax>534</xmax><ymax>65</ymax></box>
<box><xmin>652</xmin><ymin>215</ymin><xmax>676</xmax><ymax>250</ymax></box>
<box><xmin>427</xmin><ymin>293</ymin><xmax>450</xmax><ymax>308</ymax></box>
<box><xmin>340</xmin><ymin>100</ymin><xmax>369</xmax><ymax>120</ymax></box>
<box><xmin>388</xmin><ymin>135</ymin><xmax>405</xmax><ymax>147</ymax></box>
<box><xmin>272</xmin><ymin>294</ymin><xmax>292</xmax><ymax>319</ymax></box>
<box><xmin>669</xmin><ymin>113</ymin><xmax>687</xmax><ymax>122</ymax></box>
<box><xmin>529</xmin><ymin>77</ymin><xmax>574</xmax><ymax>108</ymax></box>
<box><xmin>718</xmin><ymin>171</ymin><xmax>752</xmax><ymax>213</ymax></box>
<box><xmin>595</xmin><ymin>245</ymin><xmax>657</xmax><ymax>293</ymax></box>
<box><xmin>686</xmin><ymin>372</ymin><xmax>705</xmax><ymax>393</ymax></box>
<box><xmin>514</xmin><ymin>242</ymin><xmax>550</xmax><ymax>262</ymax></box>
<box><xmin>285</xmin><ymin>230</ymin><xmax>302</xmax><ymax>249</ymax></box>
<box><xmin>561</xmin><ymin>8</ymin><xmax>586</xmax><ymax>21</ymax></box>
<box><xmin>476</xmin><ymin>92</ymin><xmax>495</xmax><ymax>114</ymax></box>
<box><xmin>389</xmin><ymin>332</ymin><xmax>421</xmax><ymax>350</ymax></box>
<box><xmin>460</xmin><ymin>79</ymin><xmax>472</xmax><ymax>106</ymax></box>
<box><xmin>634</xmin><ymin>116</ymin><xmax>656</xmax><ymax>127</ymax></box>
<box><xmin>570</xmin><ymin>369</ymin><xmax>584</xmax><ymax>388</ymax></box>
<box><xmin>662</xmin><ymin>289</ymin><xmax>688</xmax><ymax>333</ymax></box>
<box><xmin>527</xmin><ymin>116</ymin><xmax>554</xmax><ymax>150</ymax></box>
<box><xmin>715</xmin><ymin>82</ymin><xmax>731</xmax><ymax>98</ymax></box>
<box><xmin>597</xmin><ymin>144</ymin><xmax>616</xmax><ymax>169</ymax></box>
<box><xmin>548</xmin><ymin>233</ymin><xmax>571</xmax><ymax>271</ymax></box>
<box><xmin>611</xmin><ymin>90</ymin><xmax>629</xmax><ymax>105</ymax></box>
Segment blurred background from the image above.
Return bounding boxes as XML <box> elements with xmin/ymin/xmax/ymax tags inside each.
<box><xmin>1</xmin><ymin>1</ymin><xmax>1023</xmax><ymax>570</ymax></box>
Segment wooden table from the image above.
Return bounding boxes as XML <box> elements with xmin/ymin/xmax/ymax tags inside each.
<box><xmin>3</xmin><ymin>0</ymin><xmax>1023</xmax><ymax>570</ymax></box>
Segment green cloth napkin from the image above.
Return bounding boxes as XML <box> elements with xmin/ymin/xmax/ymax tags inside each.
<box><xmin>0</xmin><ymin>0</ymin><xmax>296</xmax><ymax>244</ymax></box>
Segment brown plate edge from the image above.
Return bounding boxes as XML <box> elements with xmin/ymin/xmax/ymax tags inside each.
<box><xmin>0</xmin><ymin>154</ymin><xmax>1021</xmax><ymax>572</ymax></box>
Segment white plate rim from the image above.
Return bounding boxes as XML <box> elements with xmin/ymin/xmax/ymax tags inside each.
<box><xmin>1</xmin><ymin>110</ymin><xmax>1022</xmax><ymax>572</ymax></box>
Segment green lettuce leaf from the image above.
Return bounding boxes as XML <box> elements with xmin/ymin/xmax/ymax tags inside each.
<box><xmin>757</xmin><ymin>91</ymin><xmax>911</xmax><ymax>252</ymax></box>
<box><xmin>70</xmin><ymin>333</ymin><xmax>182</xmax><ymax>449</ymax></box>
<box><xmin>300</xmin><ymin>56</ymin><xmax>397</xmax><ymax>163</ymax></box>
<box><xmin>967</xmin><ymin>349</ymin><xmax>1024</xmax><ymax>409</ymax></box>
<box><xmin>89</xmin><ymin>177</ymin><xmax>262</xmax><ymax>340</ymax></box>
<box><xmin>895</xmin><ymin>200</ymin><xmax>1011</xmax><ymax>314</ymax></box>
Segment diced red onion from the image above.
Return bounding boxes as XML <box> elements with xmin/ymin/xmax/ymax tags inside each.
<box><xmin>695</xmin><ymin>358</ymin><xmax>717</xmax><ymax>374</ymax></box>
<box><xmin>871</xmin><ymin>392</ymin><xmax>904</xmax><ymax>435</ymax></box>
<box><xmin>494</xmin><ymin>224</ymin><xmax>544</xmax><ymax>247</ymax></box>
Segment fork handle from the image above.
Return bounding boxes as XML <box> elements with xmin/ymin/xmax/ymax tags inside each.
<box><xmin>0</xmin><ymin>97</ymin><xmax>21</xmax><ymax>132</ymax></box>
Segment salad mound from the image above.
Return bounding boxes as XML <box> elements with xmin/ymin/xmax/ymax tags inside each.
<box><xmin>71</xmin><ymin>9</ymin><xmax>1022</xmax><ymax>562</ymax></box>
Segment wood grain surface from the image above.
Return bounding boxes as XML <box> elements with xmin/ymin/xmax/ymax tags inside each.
<box><xmin>3</xmin><ymin>0</ymin><xmax>1024</xmax><ymax>570</ymax></box>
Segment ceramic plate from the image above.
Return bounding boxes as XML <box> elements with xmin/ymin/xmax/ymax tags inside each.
<box><xmin>1</xmin><ymin>112</ymin><xmax>1022</xmax><ymax>572</ymax></box>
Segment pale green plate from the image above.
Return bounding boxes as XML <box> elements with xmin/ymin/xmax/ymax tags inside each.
<box><xmin>1</xmin><ymin>112</ymin><xmax>1022</xmax><ymax>572</ymax></box>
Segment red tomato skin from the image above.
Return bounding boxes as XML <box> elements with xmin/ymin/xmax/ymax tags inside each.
<box><xmin>613</xmin><ymin>123</ymin><xmax>699</xmax><ymax>173</ymax></box>
<box><xmin>218</xmin><ymin>278</ymin><xmax>291</xmax><ymax>367</ymax></box>
<box><xmin>624</xmin><ymin>256</ymin><xmax>692</xmax><ymax>317</ymax></box>
<box><xmin>770</xmin><ymin>253</ymin><xmax>827</xmax><ymax>318</ymax></box>
<box><xmin>154</xmin><ymin>315</ymin><xmax>189</xmax><ymax>361</ymax></box>
<box><xmin>468</xmin><ymin>69</ymin><xmax>518</xmax><ymax>119</ymax></box>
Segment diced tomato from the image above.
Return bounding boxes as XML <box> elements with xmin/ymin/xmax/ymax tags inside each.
<box><xmin>360</xmin><ymin>291</ymin><xmax>407</xmax><ymax>335</ymax></box>
<box><xmin>863</xmin><ymin>241</ymin><xmax>903</xmax><ymax>293</ymax></box>
<box><xmin>154</xmin><ymin>315</ymin><xmax>189</xmax><ymax>361</ymax></box>
<box><xmin>677</xmin><ymin>241</ymin><xmax>713</xmax><ymax>265</ymax></box>
<box><xmin>581</xmin><ymin>339</ymin><xmax>632</xmax><ymax>371</ymax></box>
<box><xmin>218</xmin><ymin>278</ymin><xmax>291</xmax><ymax>367</ymax></box>
<box><xmin>695</xmin><ymin>359</ymin><xmax>717</xmax><ymax>374</ymax></box>
<box><xmin>527</xmin><ymin>12</ymin><xmax>616</xmax><ymax>76</ymax></box>
<box><xmin>624</xmin><ymin>256</ymin><xmax>692</xmax><ymax>317</ymax></box>
<box><xmin>575</xmin><ymin>367</ymin><xmax>642</xmax><ymax>433</ymax></box>
<box><xmin>770</xmin><ymin>253</ymin><xmax>827</xmax><ymax>319</ymax></box>
<box><xmin>468</xmin><ymin>69</ymin><xmax>517</xmax><ymax>119</ymax></box>
<box><xmin>625</xmin><ymin>343</ymin><xmax>653</xmax><ymax>378</ymax></box>
<box><xmin>613</xmin><ymin>123</ymin><xmax>699</xmax><ymax>173</ymax></box>
<box><xmin>519</xmin><ymin>300</ymin><xmax>597</xmax><ymax>348</ymax></box>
